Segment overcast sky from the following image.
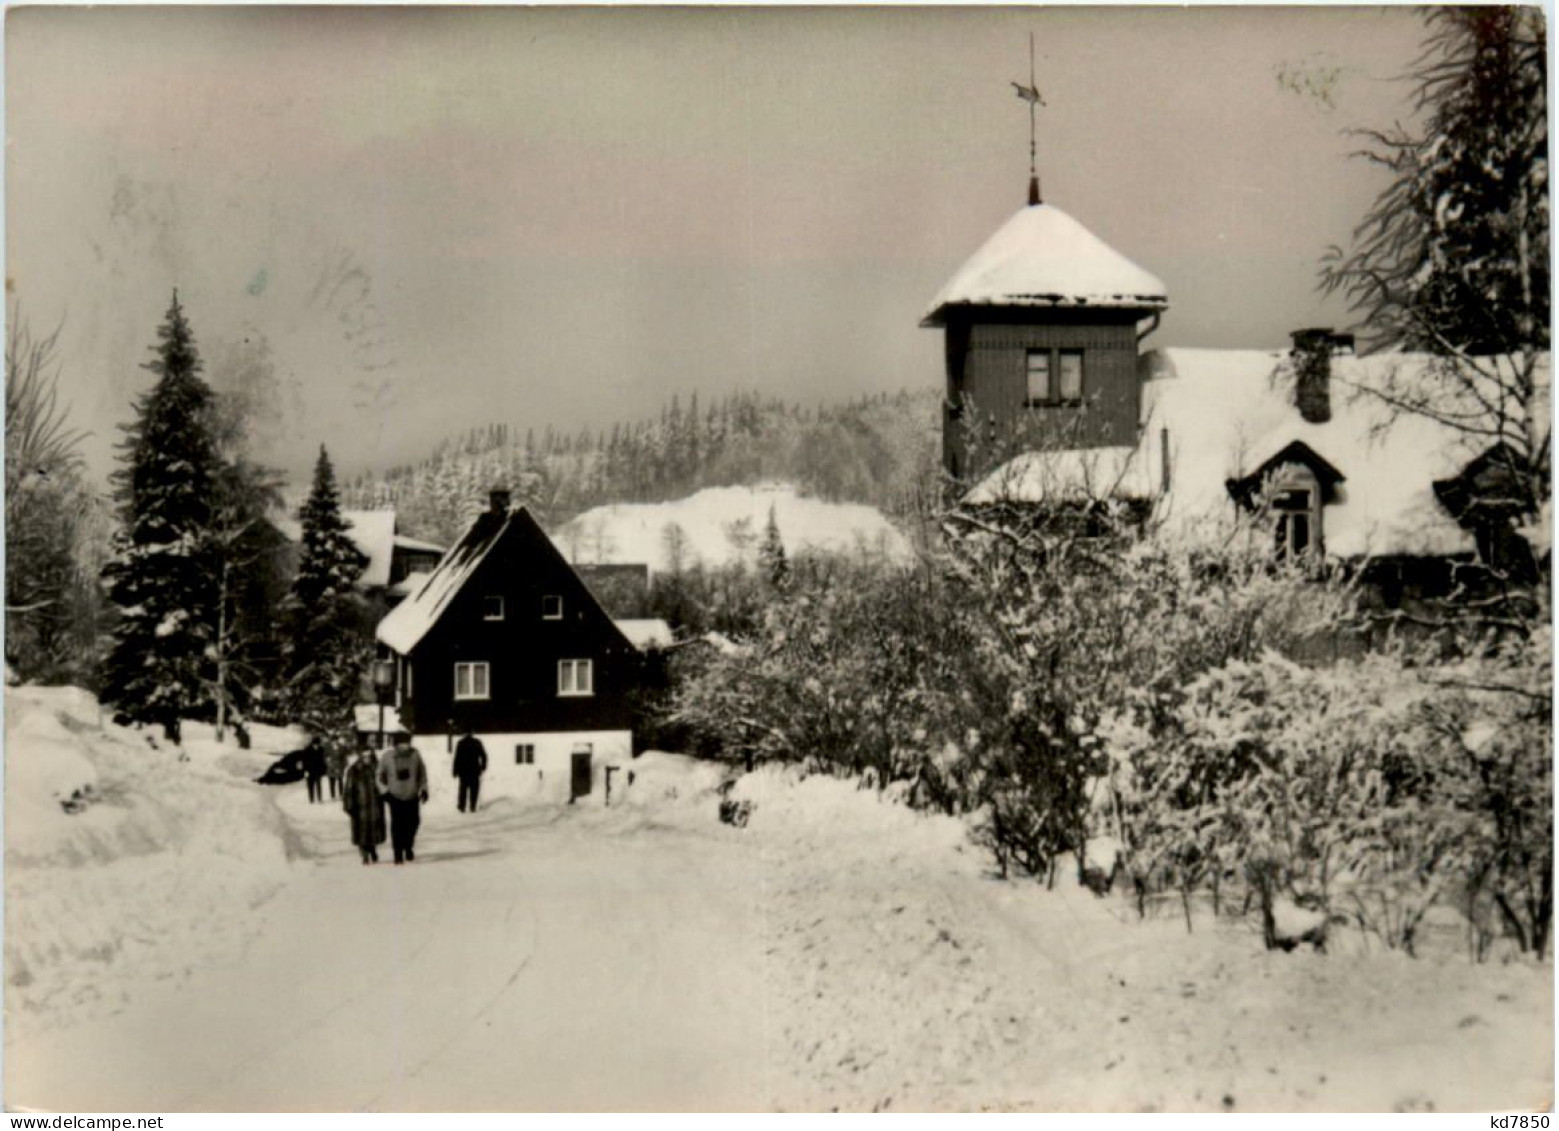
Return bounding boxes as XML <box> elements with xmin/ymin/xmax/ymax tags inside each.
<box><xmin>7</xmin><ymin>5</ymin><xmax>1430</xmax><ymax>488</ymax></box>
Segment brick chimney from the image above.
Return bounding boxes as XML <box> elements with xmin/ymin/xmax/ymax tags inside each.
<box><xmin>489</xmin><ymin>487</ymin><xmax>511</xmax><ymax>514</ymax></box>
<box><xmin>1289</xmin><ymin>328</ymin><xmax>1336</xmax><ymax>424</ymax></box>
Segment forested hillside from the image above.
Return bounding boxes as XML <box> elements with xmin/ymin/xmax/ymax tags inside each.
<box><xmin>339</xmin><ymin>389</ymin><xmax>939</xmax><ymax>545</ymax></box>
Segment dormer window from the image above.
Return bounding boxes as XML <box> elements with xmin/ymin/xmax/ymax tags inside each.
<box><xmin>1273</xmin><ymin>486</ymin><xmax>1315</xmax><ymax>557</ymax></box>
<box><xmin>1266</xmin><ymin>464</ymin><xmax>1323</xmax><ymax>559</ymax></box>
<box><xmin>1227</xmin><ymin>442</ymin><xmax>1343</xmax><ymax>563</ymax></box>
<box><xmin>483</xmin><ymin>596</ymin><xmax>504</xmax><ymax>621</ymax></box>
<box><xmin>542</xmin><ymin>595</ymin><xmax>563</xmax><ymax>620</ymax></box>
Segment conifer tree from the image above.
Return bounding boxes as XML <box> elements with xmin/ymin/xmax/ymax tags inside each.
<box><xmin>101</xmin><ymin>292</ymin><xmax>220</xmax><ymax>741</ymax></box>
<box><xmin>282</xmin><ymin>444</ymin><xmax>369</xmax><ymax>747</ymax></box>
<box><xmin>760</xmin><ymin>503</ymin><xmax>789</xmax><ymax>590</ymax></box>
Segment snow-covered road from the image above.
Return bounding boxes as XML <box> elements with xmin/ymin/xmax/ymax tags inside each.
<box><xmin>9</xmin><ymin>795</ymin><xmax>772</xmax><ymax>1111</ymax></box>
<box><xmin>6</xmin><ymin>702</ymin><xmax>1551</xmax><ymax>1114</ymax></box>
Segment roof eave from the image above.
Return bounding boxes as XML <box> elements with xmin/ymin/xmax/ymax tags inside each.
<box><xmin>921</xmin><ymin>295</ymin><xmax>1170</xmax><ymax>328</ymax></box>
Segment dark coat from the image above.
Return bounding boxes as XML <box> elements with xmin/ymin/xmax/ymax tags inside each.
<box><xmin>303</xmin><ymin>741</ymin><xmax>328</xmax><ymax>781</ymax></box>
<box><xmin>452</xmin><ymin>735</ymin><xmax>488</xmax><ymax>781</ymax></box>
<box><xmin>342</xmin><ymin>754</ymin><xmax>387</xmax><ymax>850</ymax></box>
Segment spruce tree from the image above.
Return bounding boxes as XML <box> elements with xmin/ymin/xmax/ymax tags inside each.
<box><xmin>101</xmin><ymin>292</ymin><xmax>220</xmax><ymax>741</ymax></box>
<box><xmin>283</xmin><ymin>444</ymin><xmax>369</xmax><ymax>747</ymax></box>
<box><xmin>760</xmin><ymin>504</ymin><xmax>789</xmax><ymax>590</ymax></box>
<box><xmin>1323</xmin><ymin>7</ymin><xmax>1547</xmax><ymax>356</ymax></box>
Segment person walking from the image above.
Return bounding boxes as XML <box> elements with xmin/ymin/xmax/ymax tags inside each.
<box><xmin>325</xmin><ymin>741</ymin><xmax>346</xmax><ymax>801</ymax></box>
<box><xmin>378</xmin><ymin>731</ymin><xmax>429</xmax><ymax>864</ymax></box>
<box><xmin>341</xmin><ymin>746</ymin><xmax>386</xmax><ymax>865</ymax></box>
<box><xmin>302</xmin><ymin>736</ymin><xmax>327</xmax><ymax>804</ymax></box>
<box><xmin>452</xmin><ymin>728</ymin><xmax>488</xmax><ymax>814</ymax></box>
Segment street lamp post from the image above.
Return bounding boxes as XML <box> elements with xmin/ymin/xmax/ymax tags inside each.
<box><xmin>373</xmin><ymin>658</ymin><xmax>396</xmax><ymax>749</ymax></box>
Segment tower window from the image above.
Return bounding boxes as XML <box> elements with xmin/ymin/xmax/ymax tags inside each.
<box><xmin>1058</xmin><ymin>351</ymin><xmax>1084</xmax><ymax>404</ymax></box>
<box><xmin>1026</xmin><ymin>349</ymin><xmax>1084</xmax><ymax>407</ymax></box>
<box><xmin>1025</xmin><ymin>351</ymin><xmax>1051</xmax><ymax>406</ymax></box>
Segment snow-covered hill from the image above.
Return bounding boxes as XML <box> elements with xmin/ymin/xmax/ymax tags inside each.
<box><xmin>552</xmin><ymin>482</ymin><xmax>914</xmax><ymax>573</ymax></box>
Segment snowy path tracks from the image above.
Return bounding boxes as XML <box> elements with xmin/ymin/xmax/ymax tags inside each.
<box><xmin>8</xmin><ymin>795</ymin><xmax>771</xmax><ymax>1111</ymax></box>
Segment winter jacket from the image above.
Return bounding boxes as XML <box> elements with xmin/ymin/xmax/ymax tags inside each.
<box><xmin>342</xmin><ymin>754</ymin><xmax>387</xmax><ymax>849</ymax></box>
<box><xmin>378</xmin><ymin>744</ymin><xmax>429</xmax><ymax>802</ymax></box>
<box><xmin>452</xmin><ymin>735</ymin><xmax>488</xmax><ymax>781</ymax></box>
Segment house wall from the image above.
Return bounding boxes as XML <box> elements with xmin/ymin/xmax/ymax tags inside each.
<box><xmin>418</xmin><ymin>728</ymin><xmax>633</xmax><ymax>806</ymax></box>
<box><xmin>399</xmin><ymin>514</ymin><xmax>637</xmax><ymax>741</ymax></box>
<box><xmin>942</xmin><ymin>310</ymin><xmax>1143</xmax><ymax>480</ymax></box>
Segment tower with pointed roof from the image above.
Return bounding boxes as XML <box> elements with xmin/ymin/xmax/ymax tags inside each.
<box><xmin>923</xmin><ymin>186</ymin><xmax>1169</xmax><ymax>483</ymax></box>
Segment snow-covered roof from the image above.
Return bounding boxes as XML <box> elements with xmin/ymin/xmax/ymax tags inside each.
<box><xmin>275</xmin><ymin>509</ymin><xmax>444</xmax><ymax>589</ymax></box>
<box><xmin>922</xmin><ymin>203</ymin><xmax>1168</xmax><ymax>327</ymax></box>
<box><xmin>377</xmin><ymin>509</ymin><xmax>516</xmax><ymax>654</ymax></box>
<box><xmin>342</xmin><ymin>510</ymin><xmax>397</xmax><ymax>588</ymax></box>
<box><xmin>394</xmin><ymin>533</ymin><xmax>446</xmax><ymax>556</ymax></box>
<box><xmin>613</xmin><ymin>618</ymin><xmax>674</xmax><ymax>651</ymax></box>
<box><xmin>376</xmin><ymin>505</ymin><xmax>629</xmax><ymax>656</ymax></box>
<box><xmin>969</xmin><ymin>348</ymin><xmax>1551</xmax><ymax>559</ymax></box>
<box><xmin>388</xmin><ymin>571</ymin><xmax>432</xmax><ymax>599</ymax></box>
<box><xmin>353</xmin><ymin>703</ymin><xmax>403</xmax><ymax>735</ymax></box>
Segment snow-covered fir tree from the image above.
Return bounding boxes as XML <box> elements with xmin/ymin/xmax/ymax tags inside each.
<box><xmin>282</xmin><ymin>444</ymin><xmax>368</xmax><ymax>747</ymax></box>
<box><xmin>100</xmin><ymin>292</ymin><xmax>221</xmax><ymax>742</ymax></box>
<box><xmin>1323</xmin><ymin>7</ymin><xmax>1548</xmax><ymax>524</ymax></box>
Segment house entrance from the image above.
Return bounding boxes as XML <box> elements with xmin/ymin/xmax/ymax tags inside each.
<box><xmin>570</xmin><ymin>745</ymin><xmax>593</xmax><ymax>800</ymax></box>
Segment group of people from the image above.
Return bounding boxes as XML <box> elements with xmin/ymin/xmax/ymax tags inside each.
<box><xmin>336</xmin><ymin>728</ymin><xmax>490</xmax><ymax>865</ymax></box>
<box><xmin>299</xmin><ymin>736</ymin><xmax>347</xmax><ymax>804</ymax></box>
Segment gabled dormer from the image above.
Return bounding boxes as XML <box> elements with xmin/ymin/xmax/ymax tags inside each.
<box><xmin>1226</xmin><ymin>440</ymin><xmax>1347</xmax><ymax>557</ymax></box>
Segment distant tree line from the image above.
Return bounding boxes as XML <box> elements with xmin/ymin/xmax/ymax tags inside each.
<box><xmin>340</xmin><ymin>389</ymin><xmax>939</xmax><ymax>546</ymax></box>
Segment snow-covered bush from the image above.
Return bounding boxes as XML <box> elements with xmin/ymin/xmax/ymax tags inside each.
<box><xmin>672</xmin><ymin>558</ymin><xmax>974</xmax><ymax>799</ymax></box>
<box><xmin>941</xmin><ymin>499</ymin><xmax>1359</xmax><ymax>882</ymax></box>
<box><xmin>1105</xmin><ymin>629</ymin><xmax>1551</xmax><ymax>959</ymax></box>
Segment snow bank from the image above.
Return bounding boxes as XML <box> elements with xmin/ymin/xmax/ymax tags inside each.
<box><xmin>5</xmin><ymin>687</ymin><xmax>305</xmax><ymax>1033</ymax></box>
<box><xmin>704</xmin><ymin>759</ymin><xmax>1549</xmax><ymax>1112</ymax></box>
<box><xmin>613</xmin><ymin>750</ymin><xmax>731</xmax><ymax>818</ymax></box>
<box><xmin>553</xmin><ymin>483</ymin><xmax>913</xmax><ymax>574</ymax></box>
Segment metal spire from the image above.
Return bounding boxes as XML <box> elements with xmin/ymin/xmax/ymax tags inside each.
<box><xmin>1010</xmin><ymin>32</ymin><xmax>1045</xmax><ymax>206</ymax></box>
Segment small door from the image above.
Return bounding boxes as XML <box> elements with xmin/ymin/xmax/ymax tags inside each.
<box><xmin>571</xmin><ymin>751</ymin><xmax>593</xmax><ymax>800</ymax></box>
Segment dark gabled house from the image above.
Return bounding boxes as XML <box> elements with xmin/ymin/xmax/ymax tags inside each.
<box><xmin>375</xmin><ymin>489</ymin><xmax>643</xmax><ymax>802</ymax></box>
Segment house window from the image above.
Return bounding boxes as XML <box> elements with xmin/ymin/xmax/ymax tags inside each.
<box><xmin>558</xmin><ymin>659</ymin><xmax>594</xmax><ymax>697</ymax></box>
<box><xmin>483</xmin><ymin>596</ymin><xmax>504</xmax><ymax>621</ymax></box>
<box><xmin>542</xmin><ymin>595</ymin><xmax>563</xmax><ymax>620</ymax></box>
<box><xmin>454</xmin><ymin>662</ymin><xmax>490</xmax><ymax>700</ymax></box>
<box><xmin>1058</xmin><ymin>351</ymin><xmax>1084</xmax><ymax>405</ymax></box>
<box><xmin>1273</xmin><ymin>489</ymin><xmax>1313</xmax><ymax>557</ymax></box>
<box><xmin>1026</xmin><ymin>349</ymin><xmax>1084</xmax><ymax>407</ymax></box>
<box><xmin>1025</xmin><ymin>351</ymin><xmax>1051</xmax><ymax>406</ymax></box>
<box><xmin>515</xmin><ymin>743</ymin><xmax>535</xmax><ymax>766</ymax></box>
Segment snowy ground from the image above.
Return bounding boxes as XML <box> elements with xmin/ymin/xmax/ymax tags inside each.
<box><xmin>5</xmin><ymin>690</ymin><xmax>1552</xmax><ymax>1112</ymax></box>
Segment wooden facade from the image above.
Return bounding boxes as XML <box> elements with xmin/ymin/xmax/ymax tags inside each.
<box><xmin>385</xmin><ymin>506</ymin><xmax>637</xmax><ymax>741</ymax></box>
<box><xmin>941</xmin><ymin>307</ymin><xmax>1148</xmax><ymax>481</ymax></box>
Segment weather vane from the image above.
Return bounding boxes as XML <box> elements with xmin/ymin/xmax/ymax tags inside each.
<box><xmin>1010</xmin><ymin>32</ymin><xmax>1045</xmax><ymax>205</ymax></box>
